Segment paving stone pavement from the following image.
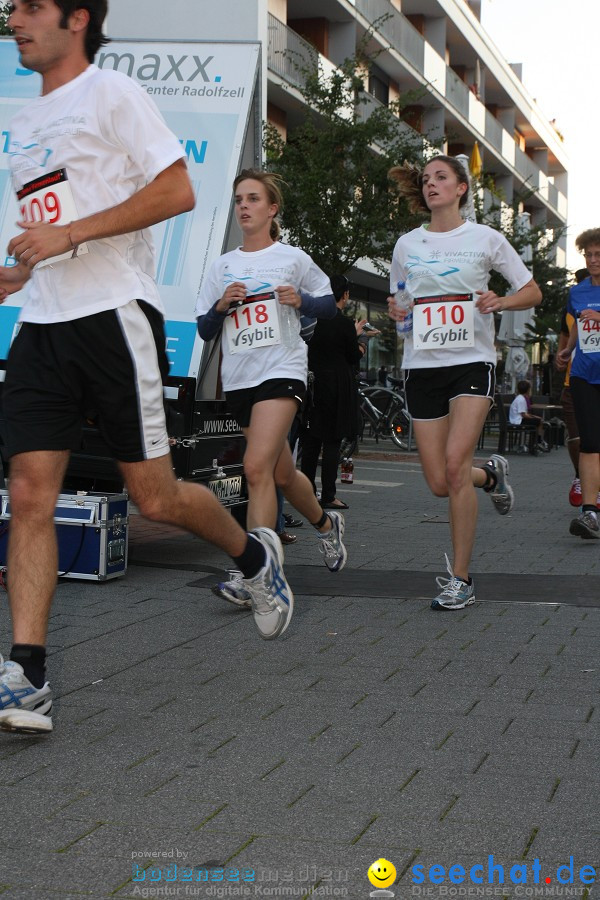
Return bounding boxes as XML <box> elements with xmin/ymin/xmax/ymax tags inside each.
<box><xmin>0</xmin><ymin>444</ymin><xmax>598</xmax><ymax>899</ymax></box>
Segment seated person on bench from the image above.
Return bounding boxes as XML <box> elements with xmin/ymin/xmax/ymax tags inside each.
<box><xmin>509</xmin><ymin>380</ymin><xmax>549</xmax><ymax>452</ymax></box>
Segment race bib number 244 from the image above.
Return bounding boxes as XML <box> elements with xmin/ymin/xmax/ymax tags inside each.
<box><xmin>577</xmin><ymin>316</ymin><xmax>600</xmax><ymax>354</ymax></box>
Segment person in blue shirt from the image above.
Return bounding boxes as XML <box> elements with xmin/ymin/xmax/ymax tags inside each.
<box><xmin>557</xmin><ymin>229</ymin><xmax>600</xmax><ymax>539</ymax></box>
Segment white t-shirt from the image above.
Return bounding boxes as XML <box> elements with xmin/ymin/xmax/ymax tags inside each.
<box><xmin>8</xmin><ymin>65</ymin><xmax>185</xmax><ymax>323</ymax></box>
<box><xmin>196</xmin><ymin>242</ymin><xmax>331</xmax><ymax>392</ymax></box>
<box><xmin>390</xmin><ymin>221</ymin><xmax>533</xmax><ymax>369</ymax></box>
<box><xmin>509</xmin><ymin>394</ymin><xmax>528</xmax><ymax>425</ymax></box>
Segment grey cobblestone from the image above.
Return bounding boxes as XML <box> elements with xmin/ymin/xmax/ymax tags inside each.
<box><xmin>0</xmin><ymin>447</ymin><xmax>599</xmax><ymax>897</ymax></box>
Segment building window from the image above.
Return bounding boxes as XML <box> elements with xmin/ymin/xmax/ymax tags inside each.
<box><xmin>368</xmin><ymin>64</ymin><xmax>389</xmax><ymax>106</ymax></box>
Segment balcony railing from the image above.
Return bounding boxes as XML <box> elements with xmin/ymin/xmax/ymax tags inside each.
<box><xmin>354</xmin><ymin>0</ymin><xmax>425</xmax><ymax>72</ymax></box>
<box><xmin>514</xmin><ymin>145</ymin><xmax>539</xmax><ymax>190</ymax></box>
<box><xmin>547</xmin><ymin>182</ymin><xmax>559</xmax><ymax>211</ymax></box>
<box><xmin>267</xmin><ymin>13</ymin><xmax>318</xmax><ymax>90</ymax></box>
<box><xmin>484</xmin><ymin>109</ymin><xmax>503</xmax><ymax>154</ymax></box>
<box><xmin>445</xmin><ymin>68</ymin><xmax>469</xmax><ymax>119</ymax></box>
<box><xmin>357</xmin><ymin>90</ymin><xmax>426</xmax><ymax>154</ymax></box>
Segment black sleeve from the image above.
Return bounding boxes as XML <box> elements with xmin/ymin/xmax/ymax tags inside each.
<box><xmin>342</xmin><ymin>317</ymin><xmax>363</xmax><ymax>365</ymax></box>
<box><xmin>299</xmin><ymin>291</ymin><xmax>337</xmax><ymax>319</ymax></box>
<box><xmin>197</xmin><ymin>301</ymin><xmax>227</xmax><ymax>340</ymax></box>
<box><xmin>559</xmin><ymin>306</ymin><xmax>569</xmax><ymax>336</ymax></box>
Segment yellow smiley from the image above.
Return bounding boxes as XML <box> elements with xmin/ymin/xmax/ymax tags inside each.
<box><xmin>367</xmin><ymin>858</ymin><xmax>397</xmax><ymax>889</ymax></box>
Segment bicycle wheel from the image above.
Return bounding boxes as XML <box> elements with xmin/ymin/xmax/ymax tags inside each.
<box><xmin>389</xmin><ymin>408</ymin><xmax>411</xmax><ymax>450</ymax></box>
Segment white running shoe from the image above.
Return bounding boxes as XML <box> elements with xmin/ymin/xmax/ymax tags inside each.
<box><xmin>569</xmin><ymin>510</ymin><xmax>600</xmax><ymax>540</ymax></box>
<box><xmin>212</xmin><ymin>570</ymin><xmax>251</xmax><ymax>608</ymax></box>
<box><xmin>431</xmin><ymin>554</ymin><xmax>476</xmax><ymax>611</ymax></box>
<box><xmin>243</xmin><ymin>529</ymin><xmax>294</xmax><ymax>640</ymax></box>
<box><xmin>0</xmin><ymin>655</ymin><xmax>53</xmax><ymax>734</ymax></box>
<box><xmin>484</xmin><ymin>454</ymin><xmax>514</xmax><ymax>515</ymax></box>
<box><xmin>317</xmin><ymin>511</ymin><xmax>347</xmax><ymax>572</ymax></box>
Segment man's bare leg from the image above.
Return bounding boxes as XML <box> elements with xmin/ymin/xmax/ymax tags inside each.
<box><xmin>120</xmin><ymin>454</ymin><xmax>294</xmax><ymax>640</ymax></box>
<box><xmin>119</xmin><ymin>453</ymin><xmax>250</xmax><ymax>556</ymax></box>
<box><xmin>7</xmin><ymin>450</ymin><xmax>70</xmax><ymax>643</ymax></box>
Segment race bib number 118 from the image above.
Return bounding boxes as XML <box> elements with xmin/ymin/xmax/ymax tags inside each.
<box><xmin>223</xmin><ymin>291</ymin><xmax>282</xmax><ymax>354</ymax></box>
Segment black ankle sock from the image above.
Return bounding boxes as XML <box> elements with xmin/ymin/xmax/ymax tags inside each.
<box><xmin>454</xmin><ymin>575</ymin><xmax>471</xmax><ymax>585</ymax></box>
<box><xmin>480</xmin><ymin>465</ymin><xmax>497</xmax><ymax>493</ymax></box>
<box><xmin>10</xmin><ymin>644</ymin><xmax>47</xmax><ymax>689</ymax></box>
<box><xmin>582</xmin><ymin>505</ymin><xmax>598</xmax><ymax>515</ymax></box>
<box><xmin>311</xmin><ymin>511</ymin><xmax>329</xmax><ymax>530</ymax></box>
<box><xmin>233</xmin><ymin>534</ymin><xmax>266</xmax><ymax>580</ymax></box>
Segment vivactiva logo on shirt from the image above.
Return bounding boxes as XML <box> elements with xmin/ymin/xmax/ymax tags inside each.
<box><xmin>406</xmin><ymin>254</ymin><xmax>460</xmax><ymax>278</ymax></box>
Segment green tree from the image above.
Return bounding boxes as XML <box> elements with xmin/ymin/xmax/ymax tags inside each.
<box><xmin>0</xmin><ymin>2</ymin><xmax>10</xmax><ymax>35</ymax></box>
<box><xmin>264</xmin><ymin>39</ymin><xmax>433</xmax><ymax>277</ymax></box>
<box><xmin>474</xmin><ymin>180</ymin><xmax>571</xmax><ymax>346</ymax></box>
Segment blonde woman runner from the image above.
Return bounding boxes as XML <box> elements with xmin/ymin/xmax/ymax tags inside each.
<box><xmin>197</xmin><ymin>170</ymin><xmax>347</xmax><ymax>610</ymax></box>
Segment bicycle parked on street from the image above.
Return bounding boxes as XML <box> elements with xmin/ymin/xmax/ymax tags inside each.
<box><xmin>339</xmin><ymin>382</ymin><xmax>412</xmax><ymax>459</ymax></box>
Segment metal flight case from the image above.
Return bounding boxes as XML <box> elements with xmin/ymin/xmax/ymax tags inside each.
<box><xmin>0</xmin><ymin>490</ymin><xmax>129</xmax><ymax>581</ymax></box>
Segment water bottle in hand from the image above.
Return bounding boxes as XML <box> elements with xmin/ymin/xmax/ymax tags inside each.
<box><xmin>279</xmin><ymin>304</ymin><xmax>299</xmax><ymax>347</ymax></box>
<box><xmin>395</xmin><ymin>281</ymin><xmax>413</xmax><ymax>338</ymax></box>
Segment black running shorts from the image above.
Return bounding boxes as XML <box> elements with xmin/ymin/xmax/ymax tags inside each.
<box><xmin>405</xmin><ymin>361</ymin><xmax>495</xmax><ymax>421</ymax></box>
<box><xmin>560</xmin><ymin>385</ymin><xmax>579</xmax><ymax>443</ymax></box>
<box><xmin>3</xmin><ymin>300</ymin><xmax>171</xmax><ymax>462</ymax></box>
<box><xmin>226</xmin><ymin>378</ymin><xmax>306</xmax><ymax>429</ymax></box>
<box><xmin>569</xmin><ymin>376</ymin><xmax>600</xmax><ymax>453</ymax></box>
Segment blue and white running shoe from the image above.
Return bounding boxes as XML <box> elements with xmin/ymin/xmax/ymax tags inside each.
<box><xmin>212</xmin><ymin>570</ymin><xmax>252</xmax><ymax>608</ymax></box>
<box><xmin>243</xmin><ymin>529</ymin><xmax>294</xmax><ymax>640</ymax></box>
<box><xmin>431</xmin><ymin>554</ymin><xmax>475</xmax><ymax>611</ymax></box>
<box><xmin>0</xmin><ymin>655</ymin><xmax>53</xmax><ymax>734</ymax></box>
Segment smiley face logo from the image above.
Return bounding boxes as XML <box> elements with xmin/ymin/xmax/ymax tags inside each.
<box><xmin>367</xmin><ymin>858</ymin><xmax>397</xmax><ymax>889</ymax></box>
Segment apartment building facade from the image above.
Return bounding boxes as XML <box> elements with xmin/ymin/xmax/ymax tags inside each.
<box><xmin>108</xmin><ymin>0</ymin><xmax>568</xmax><ymax>380</ymax></box>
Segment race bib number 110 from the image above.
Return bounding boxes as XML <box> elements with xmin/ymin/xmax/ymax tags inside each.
<box><xmin>16</xmin><ymin>168</ymin><xmax>88</xmax><ymax>267</ymax></box>
<box><xmin>412</xmin><ymin>293</ymin><xmax>474</xmax><ymax>350</ymax></box>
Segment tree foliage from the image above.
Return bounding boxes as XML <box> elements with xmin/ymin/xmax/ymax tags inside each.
<box><xmin>263</xmin><ymin>31</ymin><xmax>571</xmax><ymax>353</ymax></box>
<box><xmin>474</xmin><ymin>180</ymin><xmax>571</xmax><ymax>345</ymax></box>
<box><xmin>0</xmin><ymin>2</ymin><xmax>10</xmax><ymax>35</ymax></box>
<box><xmin>264</xmin><ymin>37</ymin><xmax>433</xmax><ymax>277</ymax></box>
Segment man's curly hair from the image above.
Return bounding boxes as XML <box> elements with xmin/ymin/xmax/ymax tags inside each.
<box><xmin>575</xmin><ymin>229</ymin><xmax>600</xmax><ymax>254</ymax></box>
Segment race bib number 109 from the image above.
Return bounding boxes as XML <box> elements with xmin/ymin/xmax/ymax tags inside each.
<box><xmin>16</xmin><ymin>168</ymin><xmax>88</xmax><ymax>267</ymax></box>
<box><xmin>412</xmin><ymin>293</ymin><xmax>475</xmax><ymax>350</ymax></box>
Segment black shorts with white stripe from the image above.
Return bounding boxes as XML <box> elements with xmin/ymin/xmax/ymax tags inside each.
<box><xmin>3</xmin><ymin>299</ymin><xmax>171</xmax><ymax>462</ymax></box>
<box><xmin>405</xmin><ymin>361</ymin><xmax>495</xmax><ymax>421</ymax></box>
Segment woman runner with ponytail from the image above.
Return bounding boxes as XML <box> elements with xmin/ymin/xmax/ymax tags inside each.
<box><xmin>196</xmin><ymin>170</ymin><xmax>348</xmax><ymax>619</ymax></box>
<box><xmin>388</xmin><ymin>155</ymin><xmax>542</xmax><ymax>610</ymax></box>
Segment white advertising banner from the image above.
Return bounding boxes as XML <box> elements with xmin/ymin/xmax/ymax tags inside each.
<box><xmin>0</xmin><ymin>39</ymin><xmax>259</xmax><ymax>378</ymax></box>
